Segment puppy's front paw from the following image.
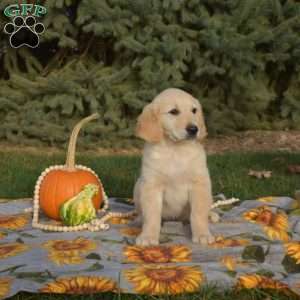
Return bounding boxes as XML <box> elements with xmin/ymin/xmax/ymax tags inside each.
<box><xmin>192</xmin><ymin>233</ymin><xmax>215</xmax><ymax>245</ymax></box>
<box><xmin>136</xmin><ymin>234</ymin><xmax>159</xmax><ymax>246</ymax></box>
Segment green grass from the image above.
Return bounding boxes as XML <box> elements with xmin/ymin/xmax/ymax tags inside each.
<box><xmin>1</xmin><ymin>151</ymin><xmax>299</xmax><ymax>200</ymax></box>
<box><xmin>1</xmin><ymin>150</ymin><xmax>300</xmax><ymax>300</ymax></box>
<box><xmin>6</xmin><ymin>288</ymin><xmax>299</xmax><ymax>300</ymax></box>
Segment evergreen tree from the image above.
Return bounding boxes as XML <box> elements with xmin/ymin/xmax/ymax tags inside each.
<box><xmin>0</xmin><ymin>0</ymin><xmax>299</xmax><ymax>147</ymax></box>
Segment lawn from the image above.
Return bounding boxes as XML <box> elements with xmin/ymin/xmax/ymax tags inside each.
<box><xmin>1</xmin><ymin>149</ymin><xmax>300</xmax><ymax>300</ymax></box>
<box><xmin>1</xmin><ymin>150</ymin><xmax>299</xmax><ymax>200</ymax></box>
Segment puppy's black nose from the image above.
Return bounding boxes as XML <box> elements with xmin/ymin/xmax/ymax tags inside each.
<box><xmin>186</xmin><ymin>124</ymin><xmax>198</xmax><ymax>136</ymax></box>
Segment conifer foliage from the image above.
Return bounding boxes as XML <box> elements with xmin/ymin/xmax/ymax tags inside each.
<box><xmin>0</xmin><ymin>0</ymin><xmax>300</xmax><ymax>147</ymax></box>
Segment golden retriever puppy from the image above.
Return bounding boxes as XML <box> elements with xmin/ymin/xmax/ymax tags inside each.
<box><xmin>134</xmin><ymin>88</ymin><xmax>215</xmax><ymax>246</ymax></box>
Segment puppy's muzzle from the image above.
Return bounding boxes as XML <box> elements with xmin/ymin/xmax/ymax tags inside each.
<box><xmin>186</xmin><ymin>124</ymin><xmax>198</xmax><ymax>138</ymax></box>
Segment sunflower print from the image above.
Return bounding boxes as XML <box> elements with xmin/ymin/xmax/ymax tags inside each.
<box><xmin>243</xmin><ymin>206</ymin><xmax>289</xmax><ymax>242</ymax></box>
<box><xmin>209</xmin><ymin>235</ymin><xmax>250</xmax><ymax>248</ymax></box>
<box><xmin>48</xmin><ymin>251</ymin><xmax>84</xmax><ymax>266</ymax></box>
<box><xmin>0</xmin><ymin>214</ymin><xmax>29</xmax><ymax>230</ymax></box>
<box><xmin>236</xmin><ymin>274</ymin><xmax>289</xmax><ymax>292</ymax></box>
<box><xmin>257</xmin><ymin>197</ymin><xmax>299</xmax><ymax>209</ymax></box>
<box><xmin>123</xmin><ymin>245</ymin><xmax>191</xmax><ymax>263</ymax></box>
<box><xmin>220</xmin><ymin>256</ymin><xmax>249</xmax><ymax>271</ymax></box>
<box><xmin>0</xmin><ymin>243</ymin><xmax>29</xmax><ymax>259</ymax></box>
<box><xmin>220</xmin><ymin>256</ymin><xmax>237</xmax><ymax>271</ymax></box>
<box><xmin>0</xmin><ymin>278</ymin><xmax>11</xmax><ymax>299</ymax></box>
<box><xmin>42</xmin><ymin>237</ymin><xmax>96</xmax><ymax>266</ymax></box>
<box><xmin>39</xmin><ymin>276</ymin><xmax>118</xmax><ymax>294</ymax></box>
<box><xmin>43</xmin><ymin>237</ymin><xmax>96</xmax><ymax>254</ymax></box>
<box><xmin>284</xmin><ymin>242</ymin><xmax>300</xmax><ymax>264</ymax></box>
<box><xmin>120</xmin><ymin>227</ymin><xmax>141</xmax><ymax>237</ymax></box>
<box><xmin>257</xmin><ymin>196</ymin><xmax>276</xmax><ymax>203</ymax></box>
<box><xmin>124</xmin><ymin>265</ymin><xmax>204</xmax><ymax>295</ymax></box>
<box><xmin>109</xmin><ymin>214</ymin><xmax>136</xmax><ymax>225</ymax></box>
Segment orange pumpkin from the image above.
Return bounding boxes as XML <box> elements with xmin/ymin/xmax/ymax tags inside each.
<box><xmin>38</xmin><ymin>114</ymin><xmax>104</xmax><ymax>220</ymax></box>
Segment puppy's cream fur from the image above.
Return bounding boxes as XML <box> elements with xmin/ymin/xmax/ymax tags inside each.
<box><xmin>134</xmin><ymin>88</ymin><xmax>214</xmax><ymax>246</ymax></box>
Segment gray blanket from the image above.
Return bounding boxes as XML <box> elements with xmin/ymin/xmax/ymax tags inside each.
<box><xmin>0</xmin><ymin>197</ymin><xmax>300</xmax><ymax>298</ymax></box>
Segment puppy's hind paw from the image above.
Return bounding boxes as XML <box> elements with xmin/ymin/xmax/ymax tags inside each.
<box><xmin>192</xmin><ymin>233</ymin><xmax>215</xmax><ymax>245</ymax></box>
<box><xmin>209</xmin><ymin>211</ymin><xmax>220</xmax><ymax>223</ymax></box>
<box><xmin>136</xmin><ymin>234</ymin><xmax>159</xmax><ymax>246</ymax></box>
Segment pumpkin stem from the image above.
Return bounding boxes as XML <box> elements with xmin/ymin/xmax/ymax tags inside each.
<box><xmin>65</xmin><ymin>113</ymin><xmax>99</xmax><ymax>170</ymax></box>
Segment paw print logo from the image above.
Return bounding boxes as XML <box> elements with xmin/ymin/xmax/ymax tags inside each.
<box><xmin>4</xmin><ymin>16</ymin><xmax>45</xmax><ymax>48</ymax></box>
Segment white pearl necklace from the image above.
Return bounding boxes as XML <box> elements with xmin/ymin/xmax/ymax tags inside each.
<box><xmin>211</xmin><ymin>197</ymin><xmax>240</xmax><ymax>209</ymax></box>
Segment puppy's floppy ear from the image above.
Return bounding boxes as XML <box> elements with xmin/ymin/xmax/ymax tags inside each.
<box><xmin>194</xmin><ymin>99</ymin><xmax>208</xmax><ymax>142</ymax></box>
<box><xmin>198</xmin><ymin>118</ymin><xmax>208</xmax><ymax>142</ymax></box>
<box><xmin>135</xmin><ymin>103</ymin><xmax>163</xmax><ymax>143</ymax></box>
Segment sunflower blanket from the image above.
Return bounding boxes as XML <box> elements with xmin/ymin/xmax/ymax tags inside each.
<box><xmin>1</xmin><ymin>196</ymin><xmax>300</xmax><ymax>298</ymax></box>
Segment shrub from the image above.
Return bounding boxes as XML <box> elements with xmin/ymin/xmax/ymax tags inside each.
<box><xmin>0</xmin><ymin>0</ymin><xmax>300</xmax><ymax>148</ymax></box>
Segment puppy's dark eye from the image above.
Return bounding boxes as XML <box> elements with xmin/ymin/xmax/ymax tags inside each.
<box><xmin>169</xmin><ymin>108</ymin><xmax>180</xmax><ymax>115</ymax></box>
<box><xmin>192</xmin><ymin>108</ymin><xmax>197</xmax><ymax>114</ymax></box>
